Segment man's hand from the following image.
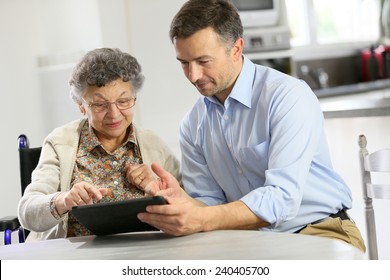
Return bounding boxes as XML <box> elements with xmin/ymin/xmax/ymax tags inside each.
<box><xmin>138</xmin><ymin>196</ymin><xmax>206</xmax><ymax>236</ymax></box>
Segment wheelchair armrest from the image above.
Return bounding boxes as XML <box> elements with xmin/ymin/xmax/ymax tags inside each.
<box><xmin>0</xmin><ymin>216</ymin><xmax>20</xmax><ymax>231</ymax></box>
<box><xmin>0</xmin><ymin>216</ymin><xmax>25</xmax><ymax>245</ymax></box>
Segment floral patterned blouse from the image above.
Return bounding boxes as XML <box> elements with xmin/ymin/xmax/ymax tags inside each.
<box><xmin>67</xmin><ymin>122</ymin><xmax>144</xmax><ymax>237</ymax></box>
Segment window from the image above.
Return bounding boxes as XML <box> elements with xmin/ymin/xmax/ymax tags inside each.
<box><xmin>285</xmin><ymin>0</ymin><xmax>381</xmax><ymax>59</ymax></box>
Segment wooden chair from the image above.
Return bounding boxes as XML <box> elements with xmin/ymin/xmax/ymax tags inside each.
<box><xmin>358</xmin><ymin>134</ymin><xmax>390</xmax><ymax>259</ymax></box>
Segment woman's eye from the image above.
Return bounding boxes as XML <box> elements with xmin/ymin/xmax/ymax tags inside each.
<box><xmin>117</xmin><ymin>99</ymin><xmax>129</xmax><ymax>105</ymax></box>
<box><xmin>93</xmin><ymin>102</ymin><xmax>105</xmax><ymax>108</ymax></box>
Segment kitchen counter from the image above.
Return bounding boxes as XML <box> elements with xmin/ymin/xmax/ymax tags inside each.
<box><xmin>314</xmin><ymin>79</ymin><xmax>390</xmax><ymax>118</ymax></box>
<box><xmin>314</xmin><ymin>79</ymin><xmax>390</xmax><ymax>98</ymax></box>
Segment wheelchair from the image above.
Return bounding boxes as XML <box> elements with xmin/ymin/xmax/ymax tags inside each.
<box><xmin>0</xmin><ymin>134</ymin><xmax>41</xmax><ymax>245</ymax></box>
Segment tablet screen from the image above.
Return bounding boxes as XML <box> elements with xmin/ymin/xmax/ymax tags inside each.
<box><xmin>70</xmin><ymin>196</ymin><xmax>167</xmax><ymax>235</ymax></box>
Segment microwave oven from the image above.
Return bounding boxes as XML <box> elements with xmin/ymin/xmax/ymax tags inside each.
<box><xmin>231</xmin><ymin>0</ymin><xmax>280</xmax><ymax>28</ymax></box>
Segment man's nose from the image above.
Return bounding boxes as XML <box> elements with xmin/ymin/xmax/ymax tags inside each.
<box><xmin>188</xmin><ymin>63</ymin><xmax>202</xmax><ymax>83</ymax></box>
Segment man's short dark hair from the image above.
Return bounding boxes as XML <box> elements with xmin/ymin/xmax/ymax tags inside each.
<box><xmin>169</xmin><ymin>0</ymin><xmax>243</xmax><ymax>47</ymax></box>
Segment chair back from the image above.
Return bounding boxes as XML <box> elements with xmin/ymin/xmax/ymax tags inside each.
<box><xmin>19</xmin><ymin>147</ymin><xmax>42</xmax><ymax>195</ymax></box>
<box><xmin>358</xmin><ymin>134</ymin><xmax>390</xmax><ymax>260</ymax></box>
<box><xmin>17</xmin><ymin>135</ymin><xmax>41</xmax><ymax>241</ymax></box>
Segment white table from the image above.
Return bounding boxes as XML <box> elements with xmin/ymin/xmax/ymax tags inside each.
<box><xmin>0</xmin><ymin>230</ymin><xmax>364</xmax><ymax>260</ymax></box>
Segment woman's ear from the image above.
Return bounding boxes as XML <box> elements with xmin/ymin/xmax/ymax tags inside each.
<box><xmin>79</xmin><ymin>103</ymin><xmax>86</xmax><ymax>115</ymax></box>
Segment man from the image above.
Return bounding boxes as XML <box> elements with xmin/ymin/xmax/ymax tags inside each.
<box><xmin>132</xmin><ymin>0</ymin><xmax>365</xmax><ymax>252</ymax></box>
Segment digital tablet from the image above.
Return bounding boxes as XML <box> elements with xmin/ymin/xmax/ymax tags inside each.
<box><xmin>70</xmin><ymin>196</ymin><xmax>167</xmax><ymax>235</ymax></box>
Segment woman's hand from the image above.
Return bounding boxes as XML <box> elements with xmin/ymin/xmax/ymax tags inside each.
<box><xmin>126</xmin><ymin>163</ymin><xmax>156</xmax><ymax>192</ymax></box>
<box><xmin>54</xmin><ymin>182</ymin><xmax>109</xmax><ymax>215</ymax></box>
<box><xmin>127</xmin><ymin>162</ymin><xmax>184</xmax><ymax>198</ymax></box>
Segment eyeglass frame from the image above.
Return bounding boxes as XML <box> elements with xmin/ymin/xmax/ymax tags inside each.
<box><xmin>81</xmin><ymin>97</ymin><xmax>137</xmax><ymax>113</ymax></box>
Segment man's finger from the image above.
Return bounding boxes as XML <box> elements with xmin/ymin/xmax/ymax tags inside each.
<box><xmin>151</xmin><ymin>162</ymin><xmax>170</xmax><ymax>180</ymax></box>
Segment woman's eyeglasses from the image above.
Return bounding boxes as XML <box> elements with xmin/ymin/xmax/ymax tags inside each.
<box><xmin>82</xmin><ymin>97</ymin><xmax>136</xmax><ymax>113</ymax></box>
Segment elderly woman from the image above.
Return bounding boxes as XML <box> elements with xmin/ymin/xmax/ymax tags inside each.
<box><xmin>17</xmin><ymin>48</ymin><xmax>180</xmax><ymax>240</ymax></box>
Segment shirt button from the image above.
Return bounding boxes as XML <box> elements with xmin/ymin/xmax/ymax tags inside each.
<box><xmin>238</xmin><ymin>169</ymin><xmax>243</xmax><ymax>175</ymax></box>
<box><xmin>114</xmin><ymin>180</ymin><xmax>119</xmax><ymax>185</ymax></box>
<box><xmin>224</xmin><ymin>115</ymin><xmax>229</xmax><ymax>121</ymax></box>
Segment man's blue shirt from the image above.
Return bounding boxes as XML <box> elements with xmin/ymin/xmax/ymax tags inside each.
<box><xmin>179</xmin><ymin>56</ymin><xmax>352</xmax><ymax>233</ymax></box>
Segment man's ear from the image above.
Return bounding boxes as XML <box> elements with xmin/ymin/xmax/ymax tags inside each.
<box><xmin>232</xmin><ymin>38</ymin><xmax>244</xmax><ymax>61</ymax></box>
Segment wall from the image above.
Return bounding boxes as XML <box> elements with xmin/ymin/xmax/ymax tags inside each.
<box><xmin>126</xmin><ymin>0</ymin><xmax>198</xmax><ymax>156</ymax></box>
<box><xmin>0</xmin><ymin>0</ymin><xmax>194</xmax><ymax>221</ymax></box>
<box><xmin>1</xmin><ymin>0</ymin><xmax>389</xmax><ymax>260</ymax></box>
<box><xmin>1</xmin><ymin>0</ymin><xmax>47</xmax><ymax>218</ymax></box>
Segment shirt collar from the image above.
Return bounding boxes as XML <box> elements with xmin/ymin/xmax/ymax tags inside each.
<box><xmin>229</xmin><ymin>55</ymin><xmax>255</xmax><ymax>108</ymax></box>
<box><xmin>78</xmin><ymin>121</ymin><xmax>138</xmax><ymax>155</ymax></box>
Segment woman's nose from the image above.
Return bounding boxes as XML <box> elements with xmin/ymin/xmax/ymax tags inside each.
<box><xmin>106</xmin><ymin>103</ymin><xmax>122</xmax><ymax>116</ymax></box>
